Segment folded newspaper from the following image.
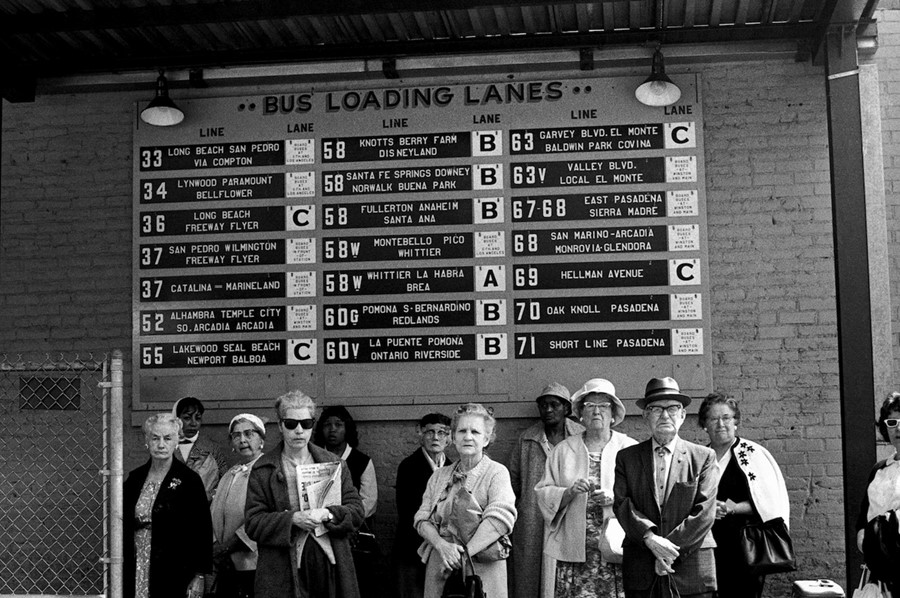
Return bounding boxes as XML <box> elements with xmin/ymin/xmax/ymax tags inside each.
<box><xmin>296</xmin><ymin>461</ymin><xmax>342</xmax><ymax>536</ymax></box>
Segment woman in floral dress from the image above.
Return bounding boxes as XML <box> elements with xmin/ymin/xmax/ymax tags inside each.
<box><xmin>536</xmin><ymin>379</ymin><xmax>636</xmax><ymax>598</ymax></box>
<box><xmin>124</xmin><ymin>413</ymin><xmax>212</xmax><ymax>598</ymax></box>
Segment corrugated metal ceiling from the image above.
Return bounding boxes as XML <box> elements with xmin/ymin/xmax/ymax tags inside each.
<box><xmin>0</xmin><ymin>0</ymin><xmax>876</xmax><ymax>100</ymax></box>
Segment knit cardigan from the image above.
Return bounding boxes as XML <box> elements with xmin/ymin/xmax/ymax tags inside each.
<box><xmin>413</xmin><ymin>454</ymin><xmax>517</xmax><ymax>560</ymax></box>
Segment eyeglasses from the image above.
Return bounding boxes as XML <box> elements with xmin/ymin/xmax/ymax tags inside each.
<box><xmin>229</xmin><ymin>429</ymin><xmax>260</xmax><ymax>441</ymax></box>
<box><xmin>646</xmin><ymin>405</ymin><xmax>683</xmax><ymax>417</ymax></box>
<box><xmin>582</xmin><ymin>402</ymin><xmax>612</xmax><ymax>412</ymax></box>
<box><xmin>281</xmin><ymin>418</ymin><xmax>315</xmax><ymax>430</ymax></box>
<box><xmin>423</xmin><ymin>429</ymin><xmax>450</xmax><ymax>438</ymax></box>
<box><xmin>885</xmin><ymin>419</ymin><xmax>900</xmax><ymax>428</ymax></box>
<box><xmin>709</xmin><ymin>415</ymin><xmax>735</xmax><ymax>424</ymax></box>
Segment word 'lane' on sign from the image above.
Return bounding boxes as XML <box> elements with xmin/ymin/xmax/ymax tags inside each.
<box><xmin>321</xmin><ymin>164</ymin><xmax>503</xmax><ymax>196</ymax></box>
<box><xmin>321</xmin><ymin>132</ymin><xmax>476</xmax><ymax>162</ymax></box>
<box><xmin>511</xmin><ymin>190</ymin><xmax>700</xmax><ymax>222</ymax></box>
<box><xmin>321</xmin><ymin>199</ymin><xmax>474</xmax><ymax>229</ymax></box>
<box><xmin>139</xmin><ymin>305</ymin><xmax>290</xmax><ymax>335</ymax></box>
<box><xmin>138</xmin><ymin>141</ymin><xmax>286</xmax><ymax>171</ymax></box>
<box><xmin>514</xmin><ymin>293</ymin><xmax>702</xmax><ymax>324</ymax></box>
<box><xmin>140</xmin><ymin>339</ymin><xmax>288</xmax><ymax>368</ymax></box>
<box><xmin>323</xmin><ymin>266</ymin><xmax>475</xmax><ymax>295</ymax></box>
<box><xmin>512</xmin><ymin>259</ymin><xmax>701</xmax><ymax>290</ymax></box>
<box><xmin>514</xmin><ymin>328</ymin><xmax>704</xmax><ymax>359</ymax></box>
<box><xmin>322</xmin><ymin>233</ymin><xmax>473</xmax><ymax>262</ymax></box>
<box><xmin>323</xmin><ymin>333</ymin><xmax>508</xmax><ymax>363</ymax></box>
<box><xmin>139</xmin><ymin>174</ymin><xmax>286</xmax><ymax>203</ymax></box>
<box><xmin>139</xmin><ymin>271</ymin><xmax>317</xmax><ymax>302</ymax></box>
<box><xmin>323</xmin><ymin>299</ymin><xmax>507</xmax><ymax>330</ymax></box>
<box><xmin>511</xmin><ymin>156</ymin><xmax>700</xmax><ymax>188</ymax></box>
<box><xmin>139</xmin><ymin>206</ymin><xmax>291</xmax><ymax>237</ymax></box>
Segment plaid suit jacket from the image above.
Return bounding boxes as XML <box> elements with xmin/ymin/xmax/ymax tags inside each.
<box><xmin>614</xmin><ymin>437</ymin><xmax>718</xmax><ymax>595</ymax></box>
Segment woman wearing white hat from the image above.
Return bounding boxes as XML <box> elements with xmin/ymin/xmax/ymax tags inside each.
<box><xmin>536</xmin><ymin>379</ymin><xmax>636</xmax><ymax>598</ymax></box>
<box><xmin>209</xmin><ymin>414</ymin><xmax>267</xmax><ymax>598</ymax></box>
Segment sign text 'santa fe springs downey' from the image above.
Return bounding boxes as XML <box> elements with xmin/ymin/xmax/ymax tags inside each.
<box><xmin>132</xmin><ymin>77</ymin><xmax>711</xmax><ymax>410</ymax></box>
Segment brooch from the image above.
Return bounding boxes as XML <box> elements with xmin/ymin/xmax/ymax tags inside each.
<box><xmin>169</xmin><ymin>478</ymin><xmax>182</xmax><ymax>490</ymax></box>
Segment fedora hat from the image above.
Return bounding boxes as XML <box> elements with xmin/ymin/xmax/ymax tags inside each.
<box><xmin>536</xmin><ymin>382</ymin><xmax>572</xmax><ymax>407</ymax></box>
<box><xmin>636</xmin><ymin>377</ymin><xmax>692</xmax><ymax>409</ymax></box>
<box><xmin>570</xmin><ymin>378</ymin><xmax>626</xmax><ymax>426</ymax></box>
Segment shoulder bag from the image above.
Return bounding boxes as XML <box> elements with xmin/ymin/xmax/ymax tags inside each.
<box><xmin>446</xmin><ymin>468</ymin><xmax>511</xmax><ymax>562</ymax></box>
<box><xmin>739</xmin><ymin>516</ymin><xmax>797</xmax><ymax>576</ymax></box>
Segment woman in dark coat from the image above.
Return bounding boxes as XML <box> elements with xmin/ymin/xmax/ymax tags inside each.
<box><xmin>245</xmin><ymin>390</ymin><xmax>364</xmax><ymax>598</ymax></box>
<box><xmin>124</xmin><ymin>413</ymin><xmax>212</xmax><ymax>598</ymax></box>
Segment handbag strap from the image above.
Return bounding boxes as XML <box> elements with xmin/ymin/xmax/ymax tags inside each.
<box><xmin>859</xmin><ymin>564</ymin><xmax>870</xmax><ymax>590</ymax></box>
<box><xmin>449</xmin><ymin>531</ymin><xmax>477</xmax><ymax>576</ymax></box>
<box><xmin>649</xmin><ymin>574</ymin><xmax>681</xmax><ymax>598</ymax></box>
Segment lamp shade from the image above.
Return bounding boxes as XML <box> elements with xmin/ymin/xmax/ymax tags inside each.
<box><xmin>635</xmin><ymin>49</ymin><xmax>682</xmax><ymax>107</ymax></box>
<box><xmin>140</xmin><ymin>72</ymin><xmax>184</xmax><ymax>126</ymax></box>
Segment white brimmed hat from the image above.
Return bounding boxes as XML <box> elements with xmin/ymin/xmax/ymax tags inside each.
<box><xmin>570</xmin><ymin>378</ymin><xmax>626</xmax><ymax>425</ymax></box>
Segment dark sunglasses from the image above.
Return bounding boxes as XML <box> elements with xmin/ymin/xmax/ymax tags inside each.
<box><xmin>281</xmin><ymin>418</ymin><xmax>315</xmax><ymax>430</ymax></box>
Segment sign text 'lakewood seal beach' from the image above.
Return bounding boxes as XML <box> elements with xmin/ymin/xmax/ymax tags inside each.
<box><xmin>132</xmin><ymin>76</ymin><xmax>712</xmax><ymax>415</ymax></box>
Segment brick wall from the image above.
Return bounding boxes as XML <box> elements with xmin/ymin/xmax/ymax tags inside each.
<box><xmin>0</xmin><ymin>54</ymin><xmax>856</xmax><ymax>595</ymax></box>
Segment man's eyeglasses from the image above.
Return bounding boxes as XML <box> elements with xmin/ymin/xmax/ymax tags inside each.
<box><xmin>281</xmin><ymin>418</ymin><xmax>315</xmax><ymax>430</ymax></box>
<box><xmin>885</xmin><ymin>419</ymin><xmax>900</xmax><ymax>428</ymax></box>
<box><xmin>423</xmin><ymin>429</ymin><xmax>450</xmax><ymax>438</ymax></box>
<box><xmin>646</xmin><ymin>405</ymin><xmax>683</xmax><ymax>417</ymax></box>
<box><xmin>582</xmin><ymin>402</ymin><xmax>612</xmax><ymax>412</ymax></box>
<box><xmin>229</xmin><ymin>429</ymin><xmax>260</xmax><ymax>441</ymax></box>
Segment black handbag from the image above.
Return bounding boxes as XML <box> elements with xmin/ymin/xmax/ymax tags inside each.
<box><xmin>349</xmin><ymin>520</ymin><xmax>380</xmax><ymax>556</ymax></box>
<box><xmin>739</xmin><ymin>516</ymin><xmax>797</xmax><ymax>576</ymax></box>
<box><xmin>441</xmin><ymin>545</ymin><xmax>485</xmax><ymax>598</ymax></box>
<box><xmin>863</xmin><ymin>510</ymin><xmax>900</xmax><ymax>584</ymax></box>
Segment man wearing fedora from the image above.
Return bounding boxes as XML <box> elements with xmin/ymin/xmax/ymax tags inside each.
<box><xmin>509</xmin><ymin>382</ymin><xmax>583</xmax><ymax>598</ymax></box>
<box><xmin>614</xmin><ymin>377</ymin><xmax>718</xmax><ymax>598</ymax></box>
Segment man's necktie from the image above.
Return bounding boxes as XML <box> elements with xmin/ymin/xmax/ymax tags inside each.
<box><xmin>655</xmin><ymin>446</ymin><xmax>669</xmax><ymax>506</ymax></box>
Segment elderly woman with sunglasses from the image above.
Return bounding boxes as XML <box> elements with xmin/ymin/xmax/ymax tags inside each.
<box><xmin>535</xmin><ymin>379</ymin><xmax>636</xmax><ymax>598</ymax></box>
<box><xmin>415</xmin><ymin>403</ymin><xmax>517</xmax><ymax>598</ymax></box>
<box><xmin>698</xmin><ymin>392</ymin><xmax>789</xmax><ymax>598</ymax></box>
<box><xmin>856</xmin><ymin>392</ymin><xmax>900</xmax><ymax>596</ymax></box>
<box><xmin>245</xmin><ymin>391</ymin><xmax>365</xmax><ymax>598</ymax></box>
<box><xmin>209</xmin><ymin>414</ymin><xmax>267</xmax><ymax>598</ymax></box>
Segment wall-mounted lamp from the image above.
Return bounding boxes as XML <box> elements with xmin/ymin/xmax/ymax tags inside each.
<box><xmin>634</xmin><ymin>48</ymin><xmax>681</xmax><ymax>107</ymax></box>
<box><xmin>140</xmin><ymin>70</ymin><xmax>185</xmax><ymax>126</ymax></box>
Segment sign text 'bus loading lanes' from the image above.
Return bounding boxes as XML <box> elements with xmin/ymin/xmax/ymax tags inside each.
<box><xmin>132</xmin><ymin>77</ymin><xmax>710</xmax><ymax>407</ymax></box>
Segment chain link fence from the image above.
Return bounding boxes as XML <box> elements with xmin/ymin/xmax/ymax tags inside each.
<box><xmin>0</xmin><ymin>353</ymin><xmax>110</xmax><ymax>597</ymax></box>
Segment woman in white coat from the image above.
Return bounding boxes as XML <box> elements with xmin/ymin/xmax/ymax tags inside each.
<box><xmin>536</xmin><ymin>379</ymin><xmax>636</xmax><ymax>598</ymax></box>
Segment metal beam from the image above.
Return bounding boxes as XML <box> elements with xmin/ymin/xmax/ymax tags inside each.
<box><xmin>823</xmin><ymin>23</ymin><xmax>876</xmax><ymax>592</ymax></box>
<box><xmin>5</xmin><ymin>23</ymin><xmax>818</xmax><ymax>78</ymax></box>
